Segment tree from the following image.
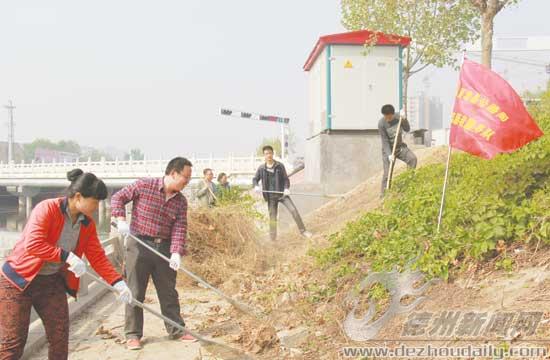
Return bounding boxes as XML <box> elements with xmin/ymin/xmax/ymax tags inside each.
<box><xmin>285</xmin><ymin>126</ymin><xmax>298</xmax><ymax>160</ymax></box>
<box><xmin>341</xmin><ymin>0</ymin><xmax>480</xmax><ymax>114</ymax></box>
<box><xmin>124</xmin><ymin>148</ymin><xmax>145</xmax><ymax>161</ymax></box>
<box><xmin>256</xmin><ymin>138</ymin><xmax>282</xmax><ymax>157</ymax></box>
<box><xmin>23</xmin><ymin>138</ymin><xmax>81</xmax><ymax>162</ymax></box>
<box><xmin>80</xmin><ymin>148</ymin><xmax>114</xmax><ymax>162</ymax></box>
<box><xmin>468</xmin><ymin>0</ymin><xmax>520</xmax><ymax>69</ymax></box>
<box><xmin>56</xmin><ymin>140</ymin><xmax>81</xmax><ymax>154</ymax></box>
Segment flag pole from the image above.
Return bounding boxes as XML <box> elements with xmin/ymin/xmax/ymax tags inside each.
<box><xmin>386</xmin><ymin>109</ymin><xmax>405</xmax><ymax>190</ymax></box>
<box><xmin>436</xmin><ymin>51</ymin><xmax>466</xmax><ymax>233</ymax></box>
<box><xmin>436</xmin><ymin>143</ymin><xmax>452</xmax><ymax>232</ymax></box>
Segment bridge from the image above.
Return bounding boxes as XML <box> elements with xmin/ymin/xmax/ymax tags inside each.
<box><xmin>0</xmin><ymin>154</ymin><xmax>267</xmax><ymax>187</ymax></box>
<box><xmin>0</xmin><ymin>154</ymin><xmax>280</xmax><ymax>230</ymax></box>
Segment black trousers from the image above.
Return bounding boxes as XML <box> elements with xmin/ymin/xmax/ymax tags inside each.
<box><xmin>124</xmin><ymin>237</ymin><xmax>185</xmax><ymax>340</ymax></box>
<box><xmin>381</xmin><ymin>146</ymin><xmax>417</xmax><ymax>195</ymax></box>
<box><xmin>267</xmin><ymin>195</ymin><xmax>306</xmax><ymax>241</ymax></box>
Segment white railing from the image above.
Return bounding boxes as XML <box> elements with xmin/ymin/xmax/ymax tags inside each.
<box><xmin>78</xmin><ymin>235</ymin><xmax>123</xmax><ymax>296</ymax></box>
<box><xmin>0</xmin><ymin>154</ymin><xmax>265</xmax><ymax>179</ymax></box>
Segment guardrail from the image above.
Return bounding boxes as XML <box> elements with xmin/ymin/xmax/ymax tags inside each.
<box><xmin>78</xmin><ymin>234</ymin><xmax>124</xmax><ymax>296</ymax></box>
<box><xmin>0</xmin><ymin>155</ymin><xmax>265</xmax><ymax>178</ymax></box>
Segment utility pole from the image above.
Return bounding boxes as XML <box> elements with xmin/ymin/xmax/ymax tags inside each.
<box><xmin>4</xmin><ymin>100</ymin><xmax>16</xmax><ymax>163</ymax></box>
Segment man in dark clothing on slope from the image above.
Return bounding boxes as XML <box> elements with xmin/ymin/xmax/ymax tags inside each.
<box><xmin>253</xmin><ymin>145</ymin><xmax>312</xmax><ymax>241</ymax></box>
<box><xmin>378</xmin><ymin>104</ymin><xmax>417</xmax><ymax>197</ymax></box>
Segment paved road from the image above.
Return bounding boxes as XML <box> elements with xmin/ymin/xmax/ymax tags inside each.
<box><xmin>27</xmin><ymin>285</ymin><xmax>233</xmax><ymax>360</ymax></box>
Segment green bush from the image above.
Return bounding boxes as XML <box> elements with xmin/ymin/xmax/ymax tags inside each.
<box><xmin>313</xmin><ymin>89</ymin><xmax>549</xmax><ymax>280</ymax></box>
<box><xmin>215</xmin><ymin>186</ymin><xmax>264</xmax><ymax>220</ymax></box>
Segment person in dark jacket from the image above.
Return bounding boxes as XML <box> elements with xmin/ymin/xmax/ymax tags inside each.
<box><xmin>378</xmin><ymin>104</ymin><xmax>417</xmax><ymax>197</ymax></box>
<box><xmin>252</xmin><ymin>145</ymin><xmax>312</xmax><ymax>241</ymax></box>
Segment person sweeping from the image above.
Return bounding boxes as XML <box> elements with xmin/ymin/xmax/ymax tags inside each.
<box><xmin>111</xmin><ymin>157</ymin><xmax>197</xmax><ymax>351</ymax></box>
<box><xmin>378</xmin><ymin>104</ymin><xmax>417</xmax><ymax>197</ymax></box>
<box><xmin>0</xmin><ymin>169</ymin><xmax>132</xmax><ymax>360</ymax></box>
<box><xmin>253</xmin><ymin>145</ymin><xmax>312</xmax><ymax>241</ymax></box>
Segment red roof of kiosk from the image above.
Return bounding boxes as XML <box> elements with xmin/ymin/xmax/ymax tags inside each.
<box><xmin>303</xmin><ymin>30</ymin><xmax>411</xmax><ymax>71</ymax></box>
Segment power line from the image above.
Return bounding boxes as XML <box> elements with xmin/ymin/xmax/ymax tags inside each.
<box><xmin>467</xmin><ymin>52</ymin><xmax>547</xmax><ymax>68</ymax></box>
<box><xmin>467</xmin><ymin>49</ymin><xmax>550</xmax><ymax>53</ymax></box>
<box><xmin>492</xmin><ymin>56</ymin><xmax>546</xmax><ymax>68</ymax></box>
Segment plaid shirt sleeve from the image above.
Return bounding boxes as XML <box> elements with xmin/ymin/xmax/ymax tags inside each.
<box><xmin>170</xmin><ymin>197</ymin><xmax>188</xmax><ymax>256</ymax></box>
<box><xmin>110</xmin><ymin>179</ymin><xmax>142</xmax><ymax>218</ymax></box>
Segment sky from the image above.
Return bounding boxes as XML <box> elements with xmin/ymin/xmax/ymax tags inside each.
<box><xmin>1</xmin><ymin>0</ymin><xmax>549</xmax><ymax>160</ymax></box>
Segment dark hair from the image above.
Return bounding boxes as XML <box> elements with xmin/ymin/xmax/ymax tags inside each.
<box><xmin>262</xmin><ymin>145</ymin><xmax>274</xmax><ymax>153</ymax></box>
<box><xmin>203</xmin><ymin>168</ymin><xmax>213</xmax><ymax>176</ymax></box>
<box><xmin>381</xmin><ymin>104</ymin><xmax>395</xmax><ymax>115</ymax></box>
<box><xmin>66</xmin><ymin>169</ymin><xmax>108</xmax><ymax>200</ymax></box>
<box><xmin>165</xmin><ymin>157</ymin><xmax>193</xmax><ymax>175</ymax></box>
<box><xmin>217</xmin><ymin>172</ymin><xmax>227</xmax><ymax>182</ymax></box>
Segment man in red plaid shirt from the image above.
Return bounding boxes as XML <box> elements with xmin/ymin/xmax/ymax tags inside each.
<box><xmin>111</xmin><ymin>157</ymin><xmax>196</xmax><ymax>350</ymax></box>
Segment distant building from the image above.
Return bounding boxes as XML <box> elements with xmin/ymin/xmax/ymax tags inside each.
<box><xmin>34</xmin><ymin>148</ymin><xmax>79</xmax><ymax>163</ymax></box>
<box><xmin>468</xmin><ymin>36</ymin><xmax>550</xmax><ymax>94</ymax></box>
<box><xmin>407</xmin><ymin>94</ymin><xmax>443</xmax><ymax>130</ymax></box>
<box><xmin>0</xmin><ymin>142</ymin><xmax>24</xmax><ymax>163</ymax></box>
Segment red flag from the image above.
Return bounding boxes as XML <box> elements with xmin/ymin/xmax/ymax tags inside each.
<box><xmin>450</xmin><ymin>59</ymin><xmax>543</xmax><ymax>159</ymax></box>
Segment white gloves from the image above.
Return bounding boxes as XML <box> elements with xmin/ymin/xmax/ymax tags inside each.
<box><xmin>66</xmin><ymin>252</ymin><xmax>86</xmax><ymax>278</ymax></box>
<box><xmin>254</xmin><ymin>186</ymin><xmax>261</xmax><ymax>194</ymax></box>
<box><xmin>117</xmin><ymin>219</ymin><xmax>130</xmax><ymax>236</ymax></box>
<box><xmin>388</xmin><ymin>154</ymin><xmax>395</xmax><ymax>162</ymax></box>
<box><xmin>113</xmin><ymin>281</ymin><xmax>133</xmax><ymax>305</ymax></box>
<box><xmin>283</xmin><ymin>189</ymin><xmax>291</xmax><ymax>196</ymax></box>
<box><xmin>169</xmin><ymin>253</ymin><xmax>181</xmax><ymax>271</ymax></box>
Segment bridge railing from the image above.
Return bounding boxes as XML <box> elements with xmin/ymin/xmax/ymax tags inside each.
<box><xmin>78</xmin><ymin>234</ymin><xmax>124</xmax><ymax>296</ymax></box>
<box><xmin>0</xmin><ymin>154</ymin><xmax>265</xmax><ymax>178</ymax></box>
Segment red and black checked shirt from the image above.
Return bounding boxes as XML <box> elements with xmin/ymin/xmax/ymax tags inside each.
<box><xmin>111</xmin><ymin>177</ymin><xmax>187</xmax><ymax>256</ymax></box>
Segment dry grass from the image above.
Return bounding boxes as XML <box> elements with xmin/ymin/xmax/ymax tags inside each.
<box><xmin>177</xmin><ymin>204</ymin><xmax>276</xmax><ymax>288</ymax></box>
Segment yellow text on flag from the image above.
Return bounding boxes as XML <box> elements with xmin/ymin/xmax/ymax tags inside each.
<box><xmin>456</xmin><ymin>87</ymin><xmax>509</xmax><ymax>122</ymax></box>
<box><xmin>451</xmin><ymin>112</ymin><xmax>496</xmax><ymax>141</ymax></box>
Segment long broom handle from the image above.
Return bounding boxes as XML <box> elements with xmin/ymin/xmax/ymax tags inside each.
<box><xmin>386</xmin><ymin>113</ymin><xmax>405</xmax><ymax>190</ymax></box>
<box><xmin>111</xmin><ymin>222</ymin><xmax>260</xmax><ymax>316</ymax></box>
<box><xmin>84</xmin><ymin>272</ymin><xmax>254</xmax><ymax>360</ymax></box>
<box><xmin>203</xmin><ymin>180</ymin><xmax>218</xmax><ymax>201</ymax></box>
<box><xmin>260</xmin><ymin>190</ymin><xmax>343</xmax><ymax>198</ymax></box>
<box><xmin>85</xmin><ymin>272</ymin><xmax>207</xmax><ymax>344</ymax></box>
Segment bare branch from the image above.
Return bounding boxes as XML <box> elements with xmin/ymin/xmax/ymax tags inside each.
<box><xmin>409</xmin><ymin>63</ymin><xmax>431</xmax><ymax>76</ymax></box>
<box><xmin>408</xmin><ymin>48</ymin><xmax>425</xmax><ymax>70</ymax></box>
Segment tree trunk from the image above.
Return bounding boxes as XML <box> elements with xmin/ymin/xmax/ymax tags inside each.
<box><xmin>481</xmin><ymin>10</ymin><xmax>494</xmax><ymax>69</ymax></box>
<box><xmin>403</xmin><ymin>74</ymin><xmax>409</xmax><ymax>118</ymax></box>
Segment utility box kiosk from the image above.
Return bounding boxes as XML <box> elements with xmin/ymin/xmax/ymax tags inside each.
<box><xmin>303</xmin><ymin>30</ymin><xmax>410</xmax><ymax>193</ymax></box>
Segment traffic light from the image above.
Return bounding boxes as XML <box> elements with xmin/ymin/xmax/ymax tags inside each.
<box><xmin>220</xmin><ymin>107</ymin><xmax>291</xmax><ymax>125</ymax></box>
